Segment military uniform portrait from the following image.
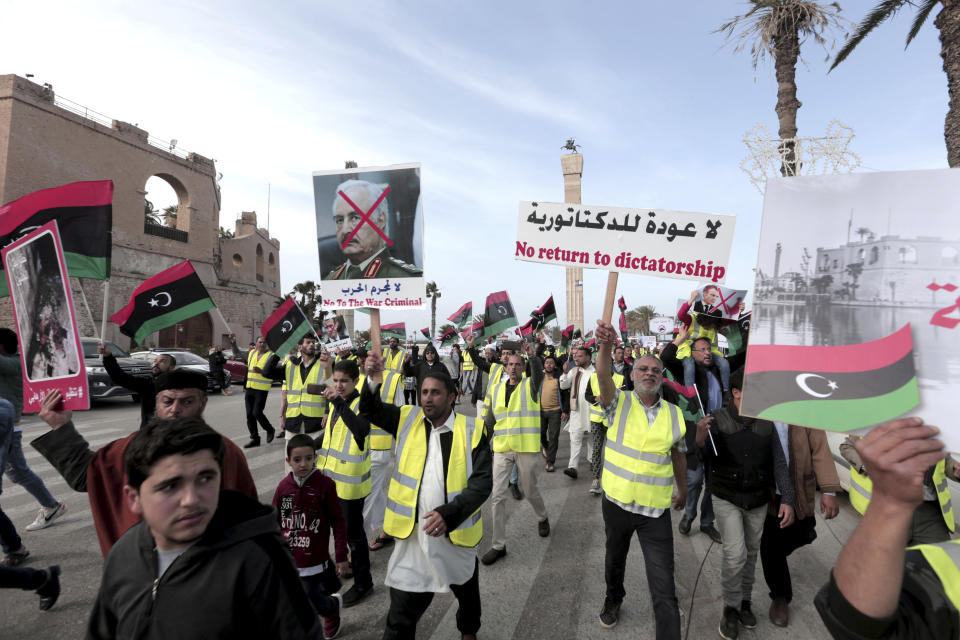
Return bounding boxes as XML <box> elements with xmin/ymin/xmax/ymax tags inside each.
<box><xmin>313</xmin><ymin>163</ymin><xmax>423</xmax><ymax>281</ymax></box>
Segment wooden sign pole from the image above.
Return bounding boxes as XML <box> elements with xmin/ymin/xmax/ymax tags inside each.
<box><xmin>601</xmin><ymin>272</ymin><xmax>619</xmax><ymax>325</ymax></box>
<box><xmin>369</xmin><ymin>308</ymin><xmax>382</xmax><ymax>355</ymax></box>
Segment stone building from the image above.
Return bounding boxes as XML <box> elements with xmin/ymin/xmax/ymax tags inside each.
<box><xmin>0</xmin><ymin>74</ymin><xmax>281</xmax><ymax>349</ymax></box>
<box><xmin>815</xmin><ymin>236</ymin><xmax>960</xmax><ymax>305</ymax></box>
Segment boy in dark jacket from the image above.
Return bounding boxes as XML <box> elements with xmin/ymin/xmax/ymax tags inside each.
<box><xmin>87</xmin><ymin>417</ymin><xmax>320</xmax><ymax>640</ymax></box>
<box><xmin>274</xmin><ymin>434</ymin><xmax>349</xmax><ymax>639</ymax></box>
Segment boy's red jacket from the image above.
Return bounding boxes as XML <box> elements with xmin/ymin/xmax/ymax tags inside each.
<box><xmin>272</xmin><ymin>470</ymin><xmax>348</xmax><ymax>568</ymax></box>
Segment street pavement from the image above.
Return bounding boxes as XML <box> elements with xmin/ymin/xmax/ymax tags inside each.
<box><xmin>0</xmin><ymin>388</ymin><xmax>855</xmax><ymax>639</ymax></box>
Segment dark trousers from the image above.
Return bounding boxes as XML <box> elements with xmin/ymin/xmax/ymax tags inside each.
<box><xmin>404</xmin><ymin>389</ymin><xmax>418</xmax><ymax>405</ymax></box>
<box><xmin>383</xmin><ymin>559</ymin><xmax>481</xmax><ymax>640</ymax></box>
<box><xmin>0</xmin><ymin>565</ymin><xmax>46</xmax><ymax>590</ymax></box>
<box><xmin>340</xmin><ymin>497</ymin><xmax>372</xmax><ymax>589</ymax></box>
<box><xmin>760</xmin><ymin>497</ymin><xmax>817</xmax><ymax>603</ymax></box>
<box><xmin>0</xmin><ymin>505</ymin><xmax>21</xmax><ymax>554</ymax></box>
<box><xmin>602</xmin><ymin>497</ymin><xmax>680</xmax><ymax>640</ymax></box>
<box><xmin>244</xmin><ymin>389</ymin><xmax>274</xmax><ymax>440</ymax></box>
<box><xmin>541</xmin><ymin>409</ymin><xmax>562</xmax><ymax>465</ymax></box>
<box><xmin>301</xmin><ymin>565</ymin><xmax>342</xmax><ymax>617</ymax></box>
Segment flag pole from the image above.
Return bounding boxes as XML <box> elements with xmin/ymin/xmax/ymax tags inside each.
<box><xmin>99</xmin><ymin>279</ymin><xmax>111</xmax><ymax>355</ymax></box>
<box><xmin>76</xmin><ymin>280</ymin><xmax>98</xmax><ymax>339</ymax></box>
<box><xmin>691</xmin><ymin>383</ymin><xmax>718</xmax><ymax>456</ymax></box>
<box><xmin>601</xmin><ymin>273</ymin><xmax>618</xmax><ymax>324</ymax></box>
<box><xmin>212</xmin><ymin>306</ymin><xmax>231</xmax><ymax>341</ymax></box>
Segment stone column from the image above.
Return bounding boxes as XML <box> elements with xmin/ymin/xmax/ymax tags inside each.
<box><xmin>561</xmin><ymin>153</ymin><xmax>584</xmax><ymax>333</ymax></box>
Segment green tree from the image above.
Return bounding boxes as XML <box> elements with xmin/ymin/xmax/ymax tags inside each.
<box><xmin>831</xmin><ymin>1</ymin><xmax>960</xmax><ymax>167</ymax></box>
<box><xmin>282</xmin><ymin>280</ymin><xmax>324</xmax><ymax>327</ymax></box>
<box><xmin>162</xmin><ymin>205</ymin><xmax>178</xmax><ymax>227</ymax></box>
<box><xmin>218</xmin><ymin>226</ymin><xmax>235</xmax><ymax>239</ymax></box>
<box><xmin>717</xmin><ymin>1</ymin><xmax>847</xmax><ymax>176</ymax></box>
<box><xmin>426</xmin><ymin>281</ymin><xmax>441</xmax><ymax>335</ymax></box>
<box><xmin>144</xmin><ymin>199</ymin><xmax>162</xmax><ymax>225</ymax></box>
<box><xmin>625</xmin><ymin>305</ymin><xmax>658</xmax><ymax>334</ymax></box>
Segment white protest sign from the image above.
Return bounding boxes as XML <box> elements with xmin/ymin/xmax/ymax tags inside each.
<box><xmin>642</xmin><ymin>336</ymin><xmax>657</xmax><ymax>350</ymax></box>
<box><xmin>323</xmin><ymin>337</ymin><xmax>353</xmax><ymax>353</ymax></box>
<box><xmin>515</xmin><ymin>201</ymin><xmax>735</xmax><ymax>283</ymax></box>
<box><xmin>693</xmin><ymin>284</ymin><xmax>747</xmax><ymax>320</ymax></box>
<box><xmin>649</xmin><ymin>316</ymin><xmax>675</xmax><ymax>335</ymax></box>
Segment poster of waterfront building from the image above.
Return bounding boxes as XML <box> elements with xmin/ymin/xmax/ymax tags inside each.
<box><xmin>741</xmin><ymin>168</ymin><xmax>960</xmax><ymax>451</ymax></box>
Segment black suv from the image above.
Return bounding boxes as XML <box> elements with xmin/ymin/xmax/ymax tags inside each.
<box><xmin>81</xmin><ymin>338</ymin><xmax>152</xmax><ymax>401</ymax></box>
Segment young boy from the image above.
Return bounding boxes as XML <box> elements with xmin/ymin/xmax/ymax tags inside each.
<box><xmin>274</xmin><ymin>434</ymin><xmax>349</xmax><ymax>639</ymax></box>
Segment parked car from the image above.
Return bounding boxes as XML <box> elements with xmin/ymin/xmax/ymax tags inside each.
<box><xmin>81</xmin><ymin>338</ymin><xmax>151</xmax><ymax>401</ymax></box>
<box><xmin>129</xmin><ymin>349</ymin><xmax>224</xmax><ymax>393</ymax></box>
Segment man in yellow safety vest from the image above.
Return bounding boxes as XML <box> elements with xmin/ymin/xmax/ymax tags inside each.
<box><xmin>816</xmin><ymin>417</ymin><xmax>960</xmax><ymax>640</ymax></box>
<box><xmin>241</xmin><ymin>336</ymin><xmax>277</xmax><ymax>448</ymax></box>
<box><xmin>356</xmin><ymin>350</ymin><xmax>492</xmax><ymax>640</ymax></box>
<box><xmin>593</xmin><ymin>319</ymin><xmax>688</xmax><ymax>635</ymax></box>
<box><xmin>382</xmin><ymin>337</ymin><xmax>406</xmax><ymax>372</ymax></box>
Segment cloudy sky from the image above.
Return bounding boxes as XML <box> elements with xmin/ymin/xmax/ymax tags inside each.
<box><xmin>1</xmin><ymin>0</ymin><xmax>952</xmax><ymax>335</ymax></box>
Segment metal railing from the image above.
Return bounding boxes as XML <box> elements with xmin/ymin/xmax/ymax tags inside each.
<box><xmin>144</xmin><ymin>221</ymin><xmax>189</xmax><ymax>243</ymax></box>
<box><xmin>53</xmin><ymin>94</ymin><xmax>190</xmax><ymax>160</ymax></box>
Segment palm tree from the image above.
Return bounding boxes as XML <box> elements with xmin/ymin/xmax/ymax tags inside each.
<box><xmin>830</xmin><ymin>1</ymin><xmax>960</xmax><ymax>167</ymax></box>
<box><xmin>844</xmin><ymin>262</ymin><xmax>864</xmax><ymax>300</ymax></box>
<box><xmin>144</xmin><ymin>199</ymin><xmax>162</xmax><ymax>225</ymax></box>
<box><xmin>855</xmin><ymin>226</ymin><xmax>873</xmax><ymax>243</ymax></box>
<box><xmin>425</xmin><ymin>281</ymin><xmax>441</xmax><ymax>335</ymax></box>
<box><xmin>717</xmin><ymin>1</ymin><xmax>847</xmax><ymax>176</ymax></box>
<box><xmin>626</xmin><ymin>305</ymin><xmax>658</xmax><ymax>334</ymax></box>
<box><xmin>287</xmin><ymin>280</ymin><xmax>324</xmax><ymax>326</ymax></box>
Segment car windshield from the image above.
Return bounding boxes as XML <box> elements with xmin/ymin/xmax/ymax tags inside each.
<box><xmin>81</xmin><ymin>341</ymin><xmax>130</xmax><ymax>358</ymax></box>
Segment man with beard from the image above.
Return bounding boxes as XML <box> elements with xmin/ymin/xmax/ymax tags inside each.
<box><xmin>31</xmin><ymin>370</ymin><xmax>257</xmax><ymax>555</ymax></box>
<box><xmin>99</xmin><ymin>343</ymin><xmax>175</xmax><ymax>428</ymax></box>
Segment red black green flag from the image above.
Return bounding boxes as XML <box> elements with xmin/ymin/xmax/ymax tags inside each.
<box><xmin>529</xmin><ymin>295</ymin><xmax>557</xmax><ymax>332</ymax></box>
<box><xmin>560</xmin><ymin>324</ymin><xmax>575</xmax><ymax>347</ymax></box>
<box><xmin>439</xmin><ymin>326</ymin><xmax>457</xmax><ymax>345</ymax></box>
<box><xmin>420</xmin><ymin>327</ymin><xmax>431</xmax><ymax>340</ymax></box>
<box><xmin>381</xmin><ymin>322</ymin><xmax>406</xmax><ymax>341</ymax></box>
<box><xmin>0</xmin><ymin>180</ymin><xmax>113</xmax><ymax>296</ymax></box>
<box><xmin>110</xmin><ymin>261</ymin><xmax>215</xmax><ymax>344</ymax></box>
<box><xmin>742</xmin><ymin>324</ymin><xmax>919</xmax><ymax>430</ymax></box>
<box><xmin>518</xmin><ymin>317</ymin><xmax>535</xmax><ymax>337</ymax></box>
<box><xmin>461</xmin><ymin>321</ymin><xmax>483</xmax><ymax>341</ymax></box>
<box><xmin>617</xmin><ymin>296</ymin><xmax>629</xmax><ymax>343</ymax></box>
<box><xmin>482</xmin><ymin>290</ymin><xmax>517</xmax><ymax>339</ymax></box>
<box><xmin>448</xmin><ymin>302</ymin><xmax>472</xmax><ymax>328</ymax></box>
<box><xmin>662</xmin><ymin>378</ymin><xmax>705</xmax><ymax>423</ymax></box>
<box><xmin>262</xmin><ymin>298</ymin><xmax>312</xmax><ymax>356</ymax></box>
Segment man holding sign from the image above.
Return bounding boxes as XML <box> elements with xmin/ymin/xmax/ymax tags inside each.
<box><xmin>593</xmin><ymin>319</ymin><xmax>686</xmax><ymax>636</ymax></box>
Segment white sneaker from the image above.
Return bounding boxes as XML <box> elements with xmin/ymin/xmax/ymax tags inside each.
<box><xmin>589</xmin><ymin>479</ymin><xmax>602</xmax><ymax>495</ymax></box>
<box><xmin>25</xmin><ymin>504</ymin><xmax>66</xmax><ymax>531</ymax></box>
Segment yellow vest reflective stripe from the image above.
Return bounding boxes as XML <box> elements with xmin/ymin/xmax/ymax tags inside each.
<box><xmin>601</xmin><ymin>393</ymin><xmax>683</xmax><ymax>514</ymax></box>
<box><xmin>462</xmin><ymin>351</ymin><xmax>475</xmax><ymax>372</ymax></box>
<box><xmin>849</xmin><ymin>460</ymin><xmax>954</xmax><ymax>532</ymax></box>
<box><xmin>383</xmin><ymin>407</ymin><xmax>484</xmax><ymax>547</ymax></box>
<box><xmin>284</xmin><ymin>360</ymin><xmax>327</xmax><ymax>419</ymax></box>
<box><xmin>908</xmin><ymin>540</ymin><xmax>960</xmax><ymax>610</ymax></box>
<box><xmin>317</xmin><ymin>395</ymin><xmax>371</xmax><ymax>499</ymax></box>
<box><xmin>848</xmin><ymin>467</ymin><xmax>872</xmax><ymax>516</ymax></box>
<box><xmin>479</xmin><ymin>363</ymin><xmax>504</xmax><ymax>421</ymax></box>
<box><xmin>587</xmin><ymin>373</ymin><xmax>623</xmax><ymax>426</ymax></box>
<box><xmin>677</xmin><ymin>315</ymin><xmax>722</xmax><ymax>358</ymax></box>
<box><xmin>370</xmin><ymin>371</ymin><xmax>402</xmax><ymax>450</ymax></box>
<box><xmin>245</xmin><ymin>350</ymin><xmax>273</xmax><ymax>390</ymax></box>
<box><xmin>933</xmin><ymin>460</ymin><xmax>956</xmax><ymax>533</ymax></box>
<box><xmin>489</xmin><ymin>378</ymin><xmax>541</xmax><ymax>453</ymax></box>
<box><xmin>382</xmin><ymin>348</ymin><xmax>405</xmax><ymax>371</ymax></box>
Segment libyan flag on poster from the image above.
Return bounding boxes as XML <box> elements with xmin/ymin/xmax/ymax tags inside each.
<box><xmin>741</xmin><ymin>324</ymin><xmax>919</xmax><ymax>430</ymax></box>
<box><xmin>0</xmin><ymin>180</ymin><xmax>113</xmax><ymax>297</ymax></box>
<box><xmin>110</xmin><ymin>261</ymin><xmax>215</xmax><ymax>345</ymax></box>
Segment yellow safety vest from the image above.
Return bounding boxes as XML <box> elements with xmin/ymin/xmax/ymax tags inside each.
<box><xmin>383</xmin><ymin>407</ymin><xmax>484</xmax><ymax>547</ymax></box>
<box><xmin>676</xmin><ymin>313</ymin><xmax>723</xmax><ymax>359</ymax></box>
<box><xmin>587</xmin><ymin>372</ymin><xmax>624</xmax><ymax>426</ymax></box>
<box><xmin>909</xmin><ymin>539</ymin><xmax>960</xmax><ymax>610</ymax></box>
<box><xmin>317</xmin><ymin>395</ymin><xmax>371</xmax><ymax>500</ymax></box>
<box><xmin>602</xmin><ymin>393</ymin><xmax>683</xmax><ymax>514</ymax></box>
<box><xmin>370</xmin><ymin>371</ymin><xmax>403</xmax><ymax>451</ymax></box>
<box><xmin>382</xmin><ymin>348</ymin><xmax>405</xmax><ymax>371</ymax></box>
<box><xmin>284</xmin><ymin>359</ymin><xmax>327</xmax><ymax>420</ymax></box>
<box><xmin>850</xmin><ymin>460</ymin><xmax>955</xmax><ymax>532</ymax></box>
<box><xmin>246</xmin><ymin>350</ymin><xmax>274</xmax><ymax>391</ymax></box>
<box><xmin>462</xmin><ymin>351</ymin><xmax>475</xmax><ymax>372</ymax></box>
<box><xmin>848</xmin><ymin>466</ymin><xmax>872</xmax><ymax>516</ymax></box>
<box><xmin>487</xmin><ymin>377</ymin><xmax>540</xmax><ymax>453</ymax></box>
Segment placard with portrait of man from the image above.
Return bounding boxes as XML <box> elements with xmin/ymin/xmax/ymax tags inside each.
<box><xmin>313</xmin><ymin>163</ymin><xmax>425</xmax><ymax>311</ymax></box>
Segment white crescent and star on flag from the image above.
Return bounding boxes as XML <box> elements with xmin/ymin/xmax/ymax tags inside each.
<box><xmin>795</xmin><ymin>373</ymin><xmax>839</xmax><ymax>399</ymax></box>
<box><xmin>147</xmin><ymin>291</ymin><xmax>172</xmax><ymax>308</ymax></box>
<box><xmin>280</xmin><ymin>320</ymin><xmax>293</xmax><ymax>334</ymax></box>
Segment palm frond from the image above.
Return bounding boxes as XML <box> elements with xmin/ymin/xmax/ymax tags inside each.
<box><xmin>906</xmin><ymin>0</ymin><xmax>938</xmax><ymax>47</ymax></box>
<box><xmin>831</xmin><ymin>0</ymin><xmax>909</xmax><ymax>70</ymax></box>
